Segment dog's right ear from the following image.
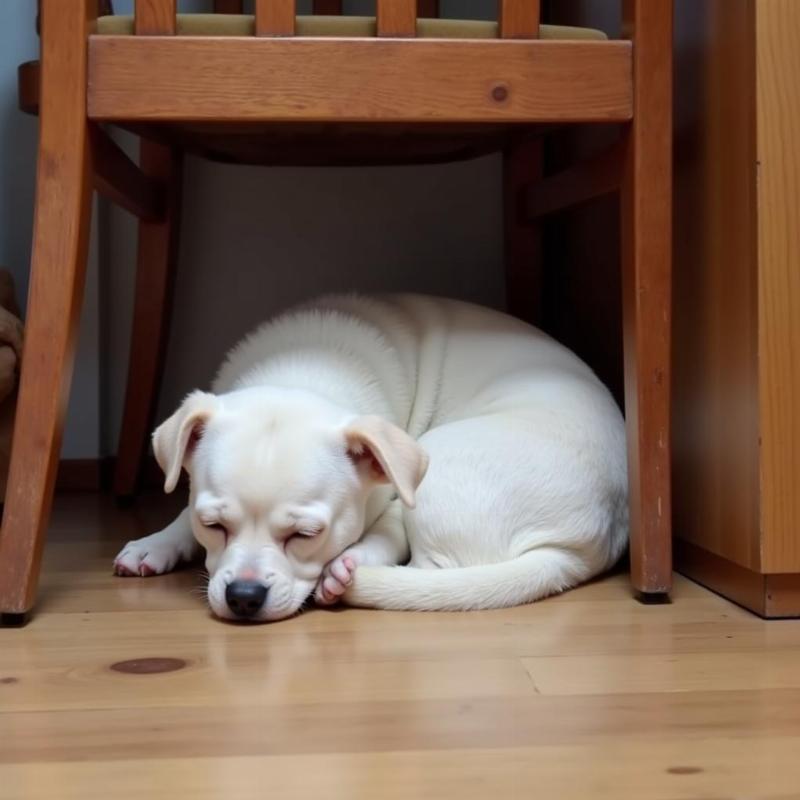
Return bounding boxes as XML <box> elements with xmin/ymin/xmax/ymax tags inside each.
<box><xmin>344</xmin><ymin>415</ymin><xmax>429</xmax><ymax>508</ymax></box>
<box><xmin>152</xmin><ymin>391</ymin><xmax>219</xmax><ymax>493</ymax></box>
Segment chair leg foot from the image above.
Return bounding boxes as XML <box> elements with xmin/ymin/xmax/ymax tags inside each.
<box><xmin>1</xmin><ymin>612</ymin><xmax>28</xmax><ymax>627</ymax></box>
<box><xmin>635</xmin><ymin>590</ymin><xmax>671</xmax><ymax>606</ymax></box>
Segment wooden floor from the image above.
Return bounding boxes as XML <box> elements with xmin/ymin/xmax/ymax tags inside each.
<box><xmin>2</xmin><ymin>494</ymin><xmax>800</xmax><ymax>799</ymax></box>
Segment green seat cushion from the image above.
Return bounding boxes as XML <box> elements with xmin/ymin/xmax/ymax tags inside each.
<box><xmin>97</xmin><ymin>14</ymin><xmax>607</xmax><ymax>41</ymax></box>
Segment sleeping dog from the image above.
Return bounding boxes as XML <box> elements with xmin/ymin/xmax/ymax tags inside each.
<box><xmin>114</xmin><ymin>294</ymin><xmax>628</xmax><ymax>621</ymax></box>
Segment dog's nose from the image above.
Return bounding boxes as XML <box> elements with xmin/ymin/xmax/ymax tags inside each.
<box><xmin>225</xmin><ymin>580</ymin><xmax>268</xmax><ymax>618</ymax></box>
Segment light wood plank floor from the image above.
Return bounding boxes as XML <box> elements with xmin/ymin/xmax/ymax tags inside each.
<box><xmin>3</xmin><ymin>493</ymin><xmax>800</xmax><ymax>800</ymax></box>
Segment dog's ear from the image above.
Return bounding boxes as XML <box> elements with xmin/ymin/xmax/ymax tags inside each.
<box><xmin>152</xmin><ymin>391</ymin><xmax>219</xmax><ymax>493</ymax></box>
<box><xmin>344</xmin><ymin>416</ymin><xmax>429</xmax><ymax>508</ymax></box>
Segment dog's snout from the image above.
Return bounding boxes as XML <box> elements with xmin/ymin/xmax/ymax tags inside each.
<box><xmin>225</xmin><ymin>580</ymin><xmax>268</xmax><ymax>618</ymax></box>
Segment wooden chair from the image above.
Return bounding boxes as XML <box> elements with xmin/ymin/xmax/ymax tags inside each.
<box><xmin>0</xmin><ymin>0</ymin><xmax>672</xmax><ymax>623</ymax></box>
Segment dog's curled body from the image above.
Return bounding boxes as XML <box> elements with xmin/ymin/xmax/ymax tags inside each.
<box><xmin>114</xmin><ymin>294</ymin><xmax>628</xmax><ymax>618</ymax></box>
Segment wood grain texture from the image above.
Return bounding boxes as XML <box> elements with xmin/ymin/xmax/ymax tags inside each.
<box><xmin>255</xmin><ymin>0</ymin><xmax>296</xmax><ymax>36</ymax></box>
<box><xmin>756</xmin><ymin>0</ymin><xmax>800</xmax><ymax>573</ymax></box>
<box><xmin>500</xmin><ymin>0</ymin><xmax>540</xmax><ymax>38</ymax></box>
<box><xmin>672</xmin><ymin>0</ymin><xmax>760</xmax><ymax>572</ymax></box>
<box><xmin>134</xmin><ymin>0</ymin><xmax>176</xmax><ymax>35</ymax></box>
<box><xmin>88</xmin><ymin>37</ymin><xmax>633</xmax><ymax>123</ymax></box>
<box><xmin>113</xmin><ymin>141</ymin><xmax>182</xmax><ymax>500</ymax></box>
<box><xmin>522</xmin><ymin>649</ymin><xmax>800</xmax><ymax>694</ymax></box>
<box><xmin>89</xmin><ymin>125</ymin><xmax>163</xmax><ymax>221</ymax></box>
<box><xmin>620</xmin><ymin>0</ymin><xmax>673</xmax><ymax>594</ymax></box>
<box><xmin>0</xmin><ymin>0</ymin><xmax>97</xmax><ymax>614</ymax></box>
<box><xmin>19</xmin><ymin>65</ymin><xmax>164</xmax><ymax>222</ymax></box>
<box><xmin>377</xmin><ymin>0</ymin><xmax>417</xmax><ymax>37</ymax></box>
<box><xmin>24</xmin><ymin>62</ymin><xmax>538</xmax><ymax>167</ymax></box>
<box><xmin>2</xmin><ymin>494</ymin><xmax>800</xmax><ymax>798</ymax></box>
<box><xmin>6</xmin><ymin>742</ymin><xmax>800</xmax><ymax>800</ymax></box>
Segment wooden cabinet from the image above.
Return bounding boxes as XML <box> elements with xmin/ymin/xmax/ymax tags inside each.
<box><xmin>673</xmin><ymin>0</ymin><xmax>800</xmax><ymax>616</ymax></box>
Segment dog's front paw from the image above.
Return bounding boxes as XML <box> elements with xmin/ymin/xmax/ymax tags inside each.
<box><xmin>315</xmin><ymin>553</ymin><xmax>358</xmax><ymax>606</ymax></box>
<box><xmin>113</xmin><ymin>533</ymin><xmax>188</xmax><ymax>577</ymax></box>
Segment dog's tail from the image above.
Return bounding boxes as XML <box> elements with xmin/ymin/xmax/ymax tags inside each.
<box><xmin>343</xmin><ymin>547</ymin><xmax>588</xmax><ymax>612</ymax></box>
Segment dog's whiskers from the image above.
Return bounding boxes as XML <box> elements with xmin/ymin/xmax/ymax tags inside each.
<box><xmin>190</xmin><ymin>568</ymin><xmax>210</xmax><ymax>601</ymax></box>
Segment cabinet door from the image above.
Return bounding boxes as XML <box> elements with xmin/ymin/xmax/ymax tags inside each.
<box><xmin>757</xmin><ymin>0</ymin><xmax>800</xmax><ymax>573</ymax></box>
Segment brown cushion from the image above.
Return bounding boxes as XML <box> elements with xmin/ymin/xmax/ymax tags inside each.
<box><xmin>97</xmin><ymin>14</ymin><xmax>607</xmax><ymax>41</ymax></box>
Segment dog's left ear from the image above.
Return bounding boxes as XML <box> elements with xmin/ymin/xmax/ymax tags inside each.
<box><xmin>152</xmin><ymin>391</ymin><xmax>219</xmax><ymax>493</ymax></box>
<box><xmin>344</xmin><ymin>415</ymin><xmax>429</xmax><ymax>508</ymax></box>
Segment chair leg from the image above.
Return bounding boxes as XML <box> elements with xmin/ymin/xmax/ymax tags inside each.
<box><xmin>620</xmin><ymin>95</ymin><xmax>673</xmax><ymax>594</ymax></box>
<box><xmin>620</xmin><ymin>0</ymin><xmax>673</xmax><ymax>597</ymax></box>
<box><xmin>0</xmin><ymin>0</ymin><xmax>95</xmax><ymax>619</ymax></box>
<box><xmin>503</xmin><ymin>139</ymin><xmax>543</xmax><ymax>324</ymax></box>
<box><xmin>113</xmin><ymin>141</ymin><xmax>183</xmax><ymax>501</ymax></box>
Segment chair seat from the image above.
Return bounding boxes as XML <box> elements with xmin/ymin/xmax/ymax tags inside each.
<box><xmin>89</xmin><ymin>15</ymin><xmax>607</xmax><ymax>167</ymax></box>
<box><xmin>20</xmin><ymin>15</ymin><xmax>612</xmax><ymax>166</ymax></box>
<box><xmin>97</xmin><ymin>14</ymin><xmax>607</xmax><ymax>41</ymax></box>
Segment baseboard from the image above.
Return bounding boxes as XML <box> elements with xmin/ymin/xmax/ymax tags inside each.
<box><xmin>56</xmin><ymin>456</ymin><xmax>168</xmax><ymax>492</ymax></box>
<box><xmin>675</xmin><ymin>539</ymin><xmax>800</xmax><ymax>619</ymax></box>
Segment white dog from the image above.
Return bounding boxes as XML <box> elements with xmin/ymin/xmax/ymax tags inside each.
<box><xmin>114</xmin><ymin>294</ymin><xmax>628</xmax><ymax>621</ymax></box>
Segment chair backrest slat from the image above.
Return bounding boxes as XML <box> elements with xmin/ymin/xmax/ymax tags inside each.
<box><xmin>377</xmin><ymin>0</ymin><xmax>416</xmax><ymax>36</ymax></box>
<box><xmin>499</xmin><ymin>0</ymin><xmax>540</xmax><ymax>38</ymax></box>
<box><xmin>134</xmin><ymin>0</ymin><xmax>176</xmax><ymax>34</ymax></box>
<box><xmin>214</xmin><ymin>0</ymin><xmax>244</xmax><ymax>12</ymax></box>
<box><xmin>255</xmin><ymin>0</ymin><xmax>297</xmax><ymax>35</ymax></box>
<box><xmin>313</xmin><ymin>0</ymin><xmax>342</xmax><ymax>13</ymax></box>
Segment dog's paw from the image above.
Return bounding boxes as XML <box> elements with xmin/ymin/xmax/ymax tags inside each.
<box><xmin>315</xmin><ymin>553</ymin><xmax>358</xmax><ymax>606</ymax></box>
<box><xmin>113</xmin><ymin>534</ymin><xmax>187</xmax><ymax>577</ymax></box>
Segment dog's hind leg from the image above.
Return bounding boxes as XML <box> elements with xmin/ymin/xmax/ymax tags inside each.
<box><xmin>113</xmin><ymin>507</ymin><xmax>200</xmax><ymax>577</ymax></box>
<box><xmin>315</xmin><ymin>499</ymin><xmax>409</xmax><ymax>605</ymax></box>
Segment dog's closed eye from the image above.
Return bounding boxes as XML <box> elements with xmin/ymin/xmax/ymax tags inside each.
<box><xmin>285</xmin><ymin>522</ymin><xmax>325</xmax><ymax>547</ymax></box>
<box><xmin>287</xmin><ymin>528</ymin><xmax>321</xmax><ymax>541</ymax></box>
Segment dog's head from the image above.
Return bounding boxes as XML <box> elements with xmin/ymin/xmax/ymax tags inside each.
<box><xmin>153</xmin><ymin>387</ymin><xmax>428</xmax><ymax>622</ymax></box>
